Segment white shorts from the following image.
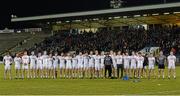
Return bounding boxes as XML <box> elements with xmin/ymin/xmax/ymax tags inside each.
<box><xmin>78</xmin><ymin>64</ymin><xmax>84</xmax><ymax>69</ymax></box>
<box><xmin>15</xmin><ymin>65</ymin><xmax>21</xmax><ymax>70</ymax></box>
<box><xmin>37</xmin><ymin>64</ymin><xmax>43</xmax><ymax>70</ymax></box>
<box><xmin>5</xmin><ymin>65</ymin><xmax>11</xmax><ymax>70</ymax></box>
<box><xmin>148</xmin><ymin>64</ymin><xmax>154</xmax><ymax>69</ymax></box>
<box><xmin>22</xmin><ymin>64</ymin><xmax>29</xmax><ymax>70</ymax></box>
<box><xmin>137</xmin><ymin>63</ymin><xmax>143</xmax><ymax>69</ymax></box>
<box><xmin>66</xmin><ymin>63</ymin><xmax>72</xmax><ymax>69</ymax></box>
<box><xmin>95</xmin><ymin>66</ymin><xmax>100</xmax><ymax>70</ymax></box>
<box><xmin>30</xmin><ymin>64</ymin><xmax>36</xmax><ymax>70</ymax></box>
<box><xmin>168</xmin><ymin>64</ymin><xmax>175</xmax><ymax>69</ymax></box>
<box><xmin>72</xmin><ymin>64</ymin><xmax>78</xmax><ymax>69</ymax></box>
<box><xmin>89</xmin><ymin>63</ymin><xmax>95</xmax><ymax>68</ymax></box>
<box><xmin>53</xmin><ymin>64</ymin><xmax>58</xmax><ymax>69</ymax></box>
<box><xmin>48</xmin><ymin>64</ymin><xmax>53</xmax><ymax>69</ymax></box>
<box><xmin>130</xmin><ymin>64</ymin><xmax>136</xmax><ymax>69</ymax></box>
<box><xmin>124</xmin><ymin>64</ymin><xmax>129</xmax><ymax>69</ymax></box>
<box><xmin>43</xmin><ymin>63</ymin><xmax>48</xmax><ymax>69</ymax></box>
<box><xmin>84</xmin><ymin>65</ymin><xmax>89</xmax><ymax>69</ymax></box>
<box><xmin>95</xmin><ymin>63</ymin><xmax>100</xmax><ymax>70</ymax></box>
<box><xmin>100</xmin><ymin>64</ymin><xmax>104</xmax><ymax>69</ymax></box>
<box><xmin>59</xmin><ymin>64</ymin><xmax>65</xmax><ymax>69</ymax></box>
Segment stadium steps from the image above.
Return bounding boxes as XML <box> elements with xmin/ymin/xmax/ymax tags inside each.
<box><xmin>0</xmin><ymin>33</ymin><xmax>31</xmax><ymax>55</ymax></box>
<box><xmin>9</xmin><ymin>33</ymin><xmax>51</xmax><ymax>54</ymax></box>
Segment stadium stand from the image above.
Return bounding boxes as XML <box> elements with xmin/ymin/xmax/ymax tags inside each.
<box><xmin>29</xmin><ymin>25</ymin><xmax>180</xmax><ymax>57</ymax></box>
<box><xmin>0</xmin><ymin>32</ymin><xmax>51</xmax><ymax>61</ymax></box>
<box><xmin>9</xmin><ymin>32</ymin><xmax>51</xmax><ymax>55</ymax></box>
<box><xmin>0</xmin><ymin>33</ymin><xmax>31</xmax><ymax>55</ymax></box>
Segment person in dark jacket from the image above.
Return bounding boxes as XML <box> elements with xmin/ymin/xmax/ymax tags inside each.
<box><xmin>104</xmin><ymin>52</ymin><xmax>113</xmax><ymax>78</ymax></box>
<box><xmin>143</xmin><ymin>53</ymin><xmax>148</xmax><ymax>78</ymax></box>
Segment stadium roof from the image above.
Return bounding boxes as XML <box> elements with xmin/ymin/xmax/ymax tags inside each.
<box><xmin>51</xmin><ymin>13</ymin><xmax>180</xmax><ymax>30</ymax></box>
<box><xmin>11</xmin><ymin>2</ymin><xmax>180</xmax><ymax>22</ymax></box>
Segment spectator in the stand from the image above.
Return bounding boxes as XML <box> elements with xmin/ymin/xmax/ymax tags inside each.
<box><xmin>29</xmin><ymin>26</ymin><xmax>180</xmax><ymax>56</ymax></box>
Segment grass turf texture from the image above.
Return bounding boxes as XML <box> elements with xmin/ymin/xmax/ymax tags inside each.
<box><xmin>0</xmin><ymin>64</ymin><xmax>180</xmax><ymax>95</ymax></box>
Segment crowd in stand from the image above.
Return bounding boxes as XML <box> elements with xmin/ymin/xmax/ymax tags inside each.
<box><xmin>30</xmin><ymin>25</ymin><xmax>180</xmax><ymax>56</ymax></box>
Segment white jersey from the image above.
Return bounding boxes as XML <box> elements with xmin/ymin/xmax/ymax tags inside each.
<box><xmin>59</xmin><ymin>56</ymin><xmax>65</xmax><ymax>68</ymax></box>
<box><xmin>37</xmin><ymin>56</ymin><xmax>43</xmax><ymax>69</ymax></box>
<box><xmin>42</xmin><ymin>55</ymin><xmax>49</xmax><ymax>68</ymax></box>
<box><xmin>22</xmin><ymin>55</ymin><xmax>30</xmax><ymax>64</ymax></box>
<box><xmin>148</xmin><ymin>57</ymin><xmax>155</xmax><ymax>65</ymax></box>
<box><xmin>72</xmin><ymin>56</ymin><xmax>78</xmax><ymax>69</ymax></box>
<box><xmin>22</xmin><ymin>55</ymin><xmax>30</xmax><ymax>70</ymax></box>
<box><xmin>77</xmin><ymin>55</ymin><xmax>84</xmax><ymax>68</ymax></box>
<box><xmin>130</xmin><ymin>55</ymin><xmax>137</xmax><ymax>69</ymax></box>
<box><xmin>167</xmin><ymin>55</ymin><xmax>176</xmax><ymax>65</ymax></box>
<box><xmin>53</xmin><ymin>56</ymin><xmax>59</xmax><ymax>68</ymax></box>
<box><xmin>83</xmin><ymin>55</ymin><xmax>89</xmax><ymax>68</ymax></box>
<box><xmin>167</xmin><ymin>55</ymin><xmax>176</xmax><ymax>69</ymax></box>
<box><xmin>116</xmin><ymin>55</ymin><xmax>123</xmax><ymax>64</ymax></box>
<box><xmin>89</xmin><ymin>55</ymin><xmax>95</xmax><ymax>67</ymax></box>
<box><xmin>137</xmin><ymin>56</ymin><xmax>144</xmax><ymax>68</ymax></box>
<box><xmin>48</xmin><ymin>57</ymin><xmax>53</xmax><ymax>69</ymax></box>
<box><xmin>65</xmin><ymin>56</ymin><xmax>72</xmax><ymax>69</ymax></box>
<box><xmin>123</xmin><ymin>55</ymin><xmax>130</xmax><ymax>69</ymax></box>
<box><xmin>3</xmin><ymin>56</ymin><xmax>13</xmax><ymax>65</ymax></box>
<box><xmin>30</xmin><ymin>55</ymin><xmax>37</xmax><ymax>65</ymax></box>
<box><xmin>37</xmin><ymin>56</ymin><xmax>43</xmax><ymax>65</ymax></box>
<box><xmin>14</xmin><ymin>57</ymin><xmax>21</xmax><ymax>69</ymax></box>
<box><xmin>123</xmin><ymin>56</ymin><xmax>130</xmax><ymax>64</ymax></box>
<box><xmin>94</xmin><ymin>55</ymin><xmax>100</xmax><ymax>70</ymax></box>
<box><xmin>130</xmin><ymin>55</ymin><xmax>137</xmax><ymax>65</ymax></box>
<box><xmin>148</xmin><ymin>57</ymin><xmax>155</xmax><ymax>69</ymax></box>
<box><xmin>100</xmin><ymin>55</ymin><xmax>105</xmax><ymax>68</ymax></box>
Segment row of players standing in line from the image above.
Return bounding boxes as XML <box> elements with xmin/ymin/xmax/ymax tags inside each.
<box><xmin>3</xmin><ymin>50</ymin><xmax>176</xmax><ymax>80</ymax></box>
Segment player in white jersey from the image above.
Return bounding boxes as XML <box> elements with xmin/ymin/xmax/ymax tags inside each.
<box><xmin>59</xmin><ymin>52</ymin><xmax>66</xmax><ymax>78</ymax></box>
<box><xmin>47</xmin><ymin>53</ymin><xmax>53</xmax><ymax>78</ymax></box>
<box><xmin>42</xmin><ymin>51</ymin><xmax>49</xmax><ymax>78</ymax></box>
<box><xmin>123</xmin><ymin>52</ymin><xmax>130</xmax><ymax>76</ymax></box>
<box><xmin>29</xmin><ymin>51</ymin><xmax>37</xmax><ymax>78</ymax></box>
<box><xmin>130</xmin><ymin>51</ymin><xmax>137</xmax><ymax>78</ymax></box>
<box><xmin>83</xmin><ymin>52</ymin><xmax>89</xmax><ymax>78</ymax></box>
<box><xmin>110</xmin><ymin>50</ymin><xmax>116</xmax><ymax>78</ymax></box>
<box><xmin>72</xmin><ymin>53</ymin><xmax>78</xmax><ymax>78</ymax></box>
<box><xmin>77</xmin><ymin>52</ymin><xmax>84</xmax><ymax>78</ymax></box>
<box><xmin>94</xmin><ymin>50</ymin><xmax>101</xmax><ymax>78</ymax></box>
<box><xmin>3</xmin><ymin>53</ymin><xmax>13</xmax><ymax>80</ymax></box>
<box><xmin>22</xmin><ymin>51</ymin><xmax>30</xmax><ymax>79</ymax></box>
<box><xmin>14</xmin><ymin>53</ymin><xmax>22</xmax><ymax>79</ymax></box>
<box><xmin>36</xmin><ymin>52</ymin><xmax>43</xmax><ymax>78</ymax></box>
<box><xmin>47</xmin><ymin>53</ymin><xmax>54</xmax><ymax>78</ymax></box>
<box><xmin>167</xmin><ymin>51</ymin><xmax>176</xmax><ymax>79</ymax></box>
<box><xmin>100</xmin><ymin>51</ymin><xmax>105</xmax><ymax>78</ymax></box>
<box><xmin>116</xmin><ymin>51</ymin><xmax>123</xmax><ymax>78</ymax></box>
<box><xmin>53</xmin><ymin>52</ymin><xmax>59</xmax><ymax>79</ymax></box>
<box><xmin>136</xmin><ymin>52</ymin><xmax>144</xmax><ymax>78</ymax></box>
<box><xmin>65</xmin><ymin>53</ymin><xmax>72</xmax><ymax>79</ymax></box>
<box><xmin>148</xmin><ymin>53</ymin><xmax>156</xmax><ymax>79</ymax></box>
<box><xmin>89</xmin><ymin>51</ymin><xmax>95</xmax><ymax>79</ymax></box>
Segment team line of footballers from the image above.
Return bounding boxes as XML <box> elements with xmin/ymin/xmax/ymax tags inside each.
<box><xmin>3</xmin><ymin>50</ymin><xmax>176</xmax><ymax>80</ymax></box>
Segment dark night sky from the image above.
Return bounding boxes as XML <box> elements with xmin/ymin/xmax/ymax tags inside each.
<box><xmin>0</xmin><ymin>0</ymin><xmax>179</xmax><ymax>29</ymax></box>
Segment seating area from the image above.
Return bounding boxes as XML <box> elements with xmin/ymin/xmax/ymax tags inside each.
<box><xmin>29</xmin><ymin>25</ymin><xmax>180</xmax><ymax>56</ymax></box>
<box><xmin>0</xmin><ymin>33</ymin><xmax>31</xmax><ymax>55</ymax></box>
<box><xmin>9</xmin><ymin>32</ymin><xmax>51</xmax><ymax>55</ymax></box>
<box><xmin>0</xmin><ymin>32</ymin><xmax>51</xmax><ymax>56</ymax></box>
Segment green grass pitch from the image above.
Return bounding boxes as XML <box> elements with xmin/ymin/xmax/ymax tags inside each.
<box><xmin>0</xmin><ymin>64</ymin><xmax>180</xmax><ymax>95</ymax></box>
